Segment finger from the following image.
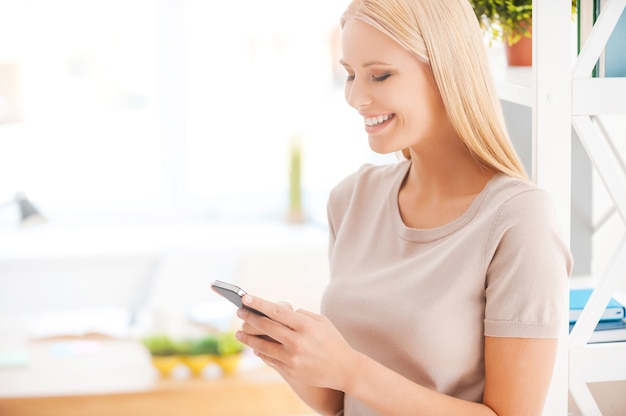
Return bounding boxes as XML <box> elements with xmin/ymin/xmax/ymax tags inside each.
<box><xmin>236</xmin><ymin>330</ymin><xmax>285</xmax><ymax>360</ymax></box>
<box><xmin>240</xmin><ymin>319</ymin><xmax>279</xmax><ymax>342</ymax></box>
<box><xmin>242</xmin><ymin>294</ymin><xmax>303</xmax><ymax>330</ymax></box>
<box><xmin>240</xmin><ymin>320</ymin><xmax>265</xmax><ymax>336</ymax></box>
<box><xmin>238</xmin><ymin>306</ymin><xmax>293</xmax><ymax>344</ymax></box>
<box><xmin>254</xmin><ymin>350</ymin><xmax>283</xmax><ymax>369</ymax></box>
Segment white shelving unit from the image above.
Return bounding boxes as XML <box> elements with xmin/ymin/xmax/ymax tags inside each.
<box><xmin>569</xmin><ymin>1</ymin><xmax>626</xmax><ymax>415</ymax></box>
<box><xmin>492</xmin><ymin>1</ymin><xmax>626</xmax><ymax>415</ymax></box>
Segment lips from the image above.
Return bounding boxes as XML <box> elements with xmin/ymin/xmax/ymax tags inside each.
<box><xmin>363</xmin><ymin>114</ymin><xmax>395</xmax><ymax>134</ymax></box>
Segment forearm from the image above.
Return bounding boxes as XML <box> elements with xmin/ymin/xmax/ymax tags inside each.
<box><xmin>344</xmin><ymin>352</ymin><xmax>497</xmax><ymax>416</ymax></box>
<box><xmin>276</xmin><ymin>367</ymin><xmax>344</xmax><ymax>416</ymax></box>
<box><xmin>235</xmin><ymin>288</ymin><xmax>556</xmax><ymax>416</ymax></box>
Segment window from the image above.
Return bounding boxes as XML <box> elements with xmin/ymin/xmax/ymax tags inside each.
<box><xmin>0</xmin><ymin>0</ymin><xmax>385</xmax><ymax>227</ymax></box>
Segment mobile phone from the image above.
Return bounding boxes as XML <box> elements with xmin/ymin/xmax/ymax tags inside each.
<box><xmin>210</xmin><ymin>280</ymin><xmax>268</xmax><ymax>318</ymax></box>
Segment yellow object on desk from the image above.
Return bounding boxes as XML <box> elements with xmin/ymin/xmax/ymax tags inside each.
<box><xmin>213</xmin><ymin>353</ymin><xmax>243</xmax><ymax>376</ymax></box>
<box><xmin>179</xmin><ymin>354</ymin><xmax>213</xmax><ymax>376</ymax></box>
<box><xmin>151</xmin><ymin>355</ymin><xmax>184</xmax><ymax>377</ymax></box>
<box><xmin>178</xmin><ymin>353</ymin><xmax>243</xmax><ymax>377</ymax></box>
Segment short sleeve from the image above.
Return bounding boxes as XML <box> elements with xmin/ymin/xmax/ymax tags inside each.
<box><xmin>326</xmin><ymin>167</ymin><xmax>364</xmax><ymax>261</ymax></box>
<box><xmin>484</xmin><ymin>189</ymin><xmax>573</xmax><ymax>338</ymax></box>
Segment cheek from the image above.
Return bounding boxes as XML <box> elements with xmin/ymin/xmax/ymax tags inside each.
<box><xmin>397</xmin><ymin>93</ymin><xmax>425</xmax><ymax>124</ymax></box>
<box><xmin>402</xmin><ymin>84</ymin><xmax>441</xmax><ymax>125</ymax></box>
<box><xmin>399</xmin><ymin>97</ymin><xmax>438</xmax><ymax>141</ymax></box>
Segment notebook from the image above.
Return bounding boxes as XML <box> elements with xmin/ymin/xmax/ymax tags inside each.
<box><xmin>569</xmin><ymin>288</ymin><xmax>626</xmax><ymax>323</ymax></box>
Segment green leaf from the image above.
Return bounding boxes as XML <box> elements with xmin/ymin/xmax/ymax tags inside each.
<box><xmin>468</xmin><ymin>0</ymin><xmax>577</xmax><ymax>44</ymax></box>
<box><xmin>217</xmin><ymin>331</ymin><xmax>245</xmax><ymax>356</ymax></box>
<box><xmin>141</xmin><ymin>334</ymin><xmax>177</xmax><ymax>356</ymax></box>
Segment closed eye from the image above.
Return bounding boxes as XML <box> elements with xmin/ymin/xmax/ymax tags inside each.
<box><xmin>345</xmin><ymin>73</ymin><xmax>391</xmax><ymax>83</ymax></box>
<box><xmin>372</xmin><ymin>73</ymin><xmax>391</xmax><ymax>83</ymax></box>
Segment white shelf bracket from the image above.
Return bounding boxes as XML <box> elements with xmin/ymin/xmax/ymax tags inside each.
<box><xmin>573</xmin><ymin>0</ymin><xmax>626</xmax><ymax>78</ymax></box>
<box><xmin>572</xmin><ymin>116</ymin><xmax>626</xmax><ymax>224</ymax></box>
<box><xmin>568</xmin><ymin>1</ymin><xmax>626</xmax><ymax>410</ymax></box>
<box><xmin>569</xmin><ymin>235</ymin><xmax>626</xmax><ymax>346</ymax></box>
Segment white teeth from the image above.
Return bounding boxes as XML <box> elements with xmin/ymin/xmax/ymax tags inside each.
<box><xmin>365</xmin><ymin>114</ymin><xmax>391</xmax><ymax>126</ymax></box>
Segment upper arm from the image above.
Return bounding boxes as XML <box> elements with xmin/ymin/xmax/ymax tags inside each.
<box><xmin>485</xmin><ymin>190</ymin><xmax>571</xmax><ymax>339</ymax></box>
<box><xmin>483</xmin><ymin>336</ymin><xmax>558</xmax><ymax>416</ymax></box>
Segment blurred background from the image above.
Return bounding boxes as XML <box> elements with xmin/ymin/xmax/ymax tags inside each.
<box><xmin>0</xmin><ymin>1</ymin><xmax>624</xmax><ymax>415</ymax></box>
<box><xmin>0</xmin><ymin>1</ymin><xmax>379</xmax><ymax>414</ymax></box>
<box><xmin>0</xmin><ymin>0</ymin><xmax>392</xmax><ymax>324</ymax></box>
<box><xmin>0</xmin><ymin>0</ymin><xmax>384</xmax><ymax>227</ymax></box>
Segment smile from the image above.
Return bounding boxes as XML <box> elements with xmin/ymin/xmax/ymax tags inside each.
<box><xmin>364</xmin><ymin>114</ymin><xmax>394</xmax><ymax>126</ymax></box>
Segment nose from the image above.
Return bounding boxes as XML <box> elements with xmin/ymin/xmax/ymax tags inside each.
<box><xmin>345</xmin><ymin>77</ymin><xmax>373</xmax><ymax>109</ymax></box>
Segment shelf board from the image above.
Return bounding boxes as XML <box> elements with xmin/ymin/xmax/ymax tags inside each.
<box><xmin>490</xmin><ymin>66</ymin><xmax>626</xmax><ymax>114</ymax></box>
<box><xmin>570</xmin><ymin>343</ymin><xmax>626</xmax><ymax>383</ymax></box>
<box><xmin>573</xmin><ymin>77</ymin><xmax>626</xmax><ymax>115</ymax></box>
<box><xmin>487</xmin><ymin>44</ymin><xmax>532</xmax><ymax>106</ymax></box>
<box><xmin>493</xmin><ymin>66</ymin><xmax>533</xmax><ymax>107</ymax></box>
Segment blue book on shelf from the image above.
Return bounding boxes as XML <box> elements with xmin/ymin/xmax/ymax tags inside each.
<box><xmin>569</xmin><ymin>288</ymin><xmax>625</xmax><ymax>323</ymax></box>
<box><xmin>569</xmin><ymin>318</ymin><xmax>626</xmax><ymax>343</ymax></box>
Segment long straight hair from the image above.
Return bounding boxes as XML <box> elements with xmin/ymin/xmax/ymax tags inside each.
<box><xmin>341</xmin><ymin>0</ymin><xmax>528</xmax><ymax>181</ymax></box>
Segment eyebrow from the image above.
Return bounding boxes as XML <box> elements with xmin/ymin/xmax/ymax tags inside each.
<box><xmin>339</xmin><ymin>59</ymin><xmax>393</xmax><ymax>68</ymax></box>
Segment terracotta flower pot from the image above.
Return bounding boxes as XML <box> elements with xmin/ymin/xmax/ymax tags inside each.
<box><xmin>505</xmin><ymin>35</ymin><xmax>532</xmax><ymax>66</ymax></box>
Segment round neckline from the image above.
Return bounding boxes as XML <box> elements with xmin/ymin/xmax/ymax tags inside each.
<box><xmin>389</xmin><ymin>161</ymin><xmax>499</xmax><ymax>243</ymax></box>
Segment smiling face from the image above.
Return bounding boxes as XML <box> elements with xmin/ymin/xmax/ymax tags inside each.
<box><xmin>341</xmin><ymin>18</ymin><xmax>454</xmax><ymax>156</ymax></box>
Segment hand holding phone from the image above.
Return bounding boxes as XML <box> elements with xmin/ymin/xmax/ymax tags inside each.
<box><xmin>210</xmin><ymin>280</ymin><xmax>268</xmax><ymax>318</ymax></box>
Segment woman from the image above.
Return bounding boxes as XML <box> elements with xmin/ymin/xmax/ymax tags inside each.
<box><xmin>235</xmin><ymin>0</ymin><xmax>572</xmax><ymax>414</ymax></box>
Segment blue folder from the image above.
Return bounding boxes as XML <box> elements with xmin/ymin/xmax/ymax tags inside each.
<box><xmin>569</xmin><ymin>288</ymin><xmax>625</xmax><ymax>323</ymax></box>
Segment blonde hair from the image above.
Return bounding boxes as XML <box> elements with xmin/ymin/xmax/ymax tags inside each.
<box><xmin>341</xmin><ymin>0</ymin><xmax>528</xmax><ymax>181</ymax></box>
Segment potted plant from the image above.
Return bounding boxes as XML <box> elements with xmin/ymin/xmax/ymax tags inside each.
<box><xmin>141</xmin><ymin>334</ymin><xmax>182</xmax><ymax>377</ymax></box>
<box><xmin>142</xmin><ymin>332</ymin><xmax>245</xmax><ymax>377</ymax></box>
<box><xmin>180</xmin><ymin>332</ymin><xmax>245</xmax><ymax>376</ymax></box>
<box><xmin>177</xmin><ymin>336</ymin><xmax>219</xmax><ymax>376</ymax></box>
<box><xmin>469</xmin><ymin>0</ymin><xmax>577</xmax><ymax>66</ymax></box>
<box><xmin>213</xmin><ymin>331</ymin><xmax>245</xmax><ymax>376</ymax></box>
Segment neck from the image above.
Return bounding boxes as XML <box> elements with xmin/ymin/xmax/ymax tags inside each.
<box><xmin>403</xmin><ymin>143</ymin><xmax>495</xmax><ymax>201</ymax></box>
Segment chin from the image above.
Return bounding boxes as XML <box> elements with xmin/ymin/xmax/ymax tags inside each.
<box><xmin>368</xmin><ymin>141</ymin><xmax>401</xmax><ymax>157</ymax></box>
